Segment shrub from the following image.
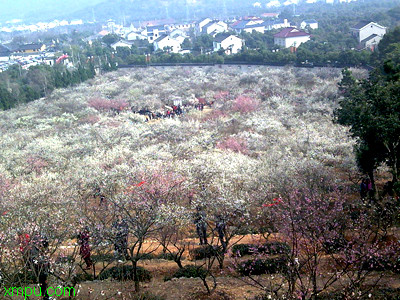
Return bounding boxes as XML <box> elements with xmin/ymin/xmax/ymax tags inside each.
<box><xmin>91</xmin><ymin>253</ymin><xmax>115</xmax><ymax>262</ymax></box>
<box><xmin>201</xmin><ymin>109</ymin><xmax>227</xmax><ymax>121</ymax></box>
<box><xmin>232</xmin><ymin>95</ymin><xmax>259</xmax><ymax>113</ymax></box>
<box><xmin>237</xmin><ymin>257</ymin><xmax>288</xmax><ymax>276</ymax></box>
<box><xmin>239</xmin><ymin>75</ymin><xmax>259</xmax><ymax>86</ymax></box>
<box><xmin>316</xmin><ymin>288</ymin><xmax>400</xmax><ymax>300</ymax></box>
<box><xmin>258</xmin><ymin>242</ymin><xmax>291</xmax><ymax>255</ymax></box>
<box><xmin>214</xmin><ymin>91</ymin><xmax>230</xmax><ymax>100</ymax></box>
<box><xmin>362</xmin><ymin>256</ymin><xmax>394</xmax><ymax>272</ymax></box>
<box><xmin>88</xmin><ymin>97</ymin><xmax>113</xmax><ymax>111</ymax></box>
<box><xmin>88</xmin><ymin>98</ymin><xmax>129</xmax><ymax>113</ymax></box>
<box><xmin>5</xmin><ymin>270</ymin><xmax>37</xmax><ymax>286</ymax></box>
<box><xmin>232</xmin><ymin>244</ymin><xmax>253</xmax><ymax>256</ymax></box>
<box><xmin>232</xmin><ymin>242</ymin><xmax>290</xmax><ymax>257</ymax></box>
<box><xmin>156</xmin><ymin>252</ymin><xmax>177</xmax><ymax>260</ymax></box>
<box><xmin>138</xmin><ymin>253</ymin><xmax>156</xmax><ymax>260</ymax></box>
<box><xmin>323</xmin><ymin>237</ymin><xmax>347</xmax><ymax>254</ymax></box>
<box><xmin>164</xmin><ymin>265</ymin><xmax>207</xmax><ymax>281</ymax></box>
<box><xmin>216</xmin><ymin>137</ymin><xmax>248</xmax><ymax>154</ymax></box>
<box><xmin>98</xmin><ymin>265</ymin><xmax>152</xmax><ymax>281</ymax></box>
<box><xmin>314</xmin><ymin>291</ymin><xmax>346</xmax><ymax>300</ymax></box>
<box><xmin>55</xmin><ymin>255</ymin><xmax>74</xmax><ymax>264</ymax></box>
<box><xmin>370</xmin><ymin>288</ymin><xmax>400</xmax><ymax>300</ymax></box>
<box><xmin>72</xmin><ymin>272</ymin><xmax>94</xmax><ymax>285</ymax></box>
<box><xmin>189</xmin><ymin>245</ymin><xmax>220</xmax><ymax>260</ymax></box>
<box><xmin>393</xmin><ymin>257</ymin><xmax>400</xmax><ymax>273</ymax></box>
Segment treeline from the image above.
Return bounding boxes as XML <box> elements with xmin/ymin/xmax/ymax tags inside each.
<box><xmin>0</xmin><ymin>60</ymin><xmax>111</xmax><ymax>111</ymax></box>
<box><xmin>334</xmin><ymin>25</ymin><xmax>400</xmax><ymax>195</ymax></box>
<box><xmin>114</xmin><ymin>46</ymin><xmax>373</xmax><ymax>68</ymax></box>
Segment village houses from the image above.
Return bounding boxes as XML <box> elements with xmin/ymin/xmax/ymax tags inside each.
<box><xmin>231</xmin><ymin>18</ymin><xmax>291</xmax><ymax>34</ymax></box>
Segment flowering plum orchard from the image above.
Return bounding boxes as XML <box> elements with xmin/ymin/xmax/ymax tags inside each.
<box><xmin>0</xmin><ymin>65</ymin><xmax>398</xmax><ymax>299</ymax></box>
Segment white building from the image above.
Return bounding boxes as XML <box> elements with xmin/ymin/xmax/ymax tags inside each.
<box><xmin>300</xmin><ymin>19</ymin><xmax>318</xmax><ymax>30</ymax></box>
<box><xmin>111</xmin><ymin>40</ymin><xmax>134</xmax><ymax>50</ymax></box>
<box><xmin>145</xmin><ymin>25</ymin><xmax>167</xmax><ymax>43</ymax></box>
<box><xmin>213</xmin><ymin>34</ymin><xmax>243</xmax><ymax>54</ymax></box>
<box><xmin>153</xmin><ymin>35</ymin><xmax>182</xmax><ymax>53</ymax></box>
<box><xmin>168</xmin><ymin>23</ymin><xmax>194</xmax><ymax>31</ymax></box>
<box><xmin>350</xmin><ymin>21</ymin><xmax>386</xmax><ymax>50</ymax></box>
<box><xmin>169</xmin><ymin>29</ymin><xmax>188</xmax><ymax>44</ymax></box>
<box><xmin>232</xmin><ymin>19</ymin><xmax>265</xmax><ymax>34</ymax></box>
<box><xmin>198</xmin><ymin>18</ymin><xmax>213</xmax><ymax>32</ymax></box>
<box><xmin>273</xmin><ymin>27</ymin><xmax>310</xmax><ymax>48</ymax></box>
<box><xmin>125</xmin><ymin>31</ymin><xmax>147</xmax><ymax>41</ymax></box>
<box><xmin>202</xmin><ymin>21</ymin><xmax>228</xmax><ymax>36</ymax></box>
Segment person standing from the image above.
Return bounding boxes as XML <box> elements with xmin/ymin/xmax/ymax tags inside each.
<box><xmin>30</xmin><ymin>233</ymin><xmax>50</xmax><ymax>300</ymax></box>
<box><xmin>215</xmin><ymin>214</ymin><xmax>227</xmax><ymax>252</ymax></box>
<box><xmin>360</xmin><ymin>178</ymin><xmax>368</xmax><ymax>200</ymax></box>
<box><xmin>78</xmin><ymin>227</ymin><xmax>93</xmax><ymax>270</ymax></box>
<box><xmin>193</xmin><ymin>207</ymin><xmax>208</xmax><ymax>245</ymax></box>
<box><xmin>113</xmin><ymin>217</ymin><xmax>129</xmax><ymax>261</ymax></box>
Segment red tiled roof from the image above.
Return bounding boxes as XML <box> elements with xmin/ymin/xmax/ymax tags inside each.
<box><xmin>273</xmin><ymin>27</ymin><xmax>310</xmax><ymax>38</ymax></box>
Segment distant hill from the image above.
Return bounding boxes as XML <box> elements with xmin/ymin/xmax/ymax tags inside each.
<box><xmin>0</xmin><ymin>0</ymin><xmax>260</xmax><ymax>25</ymax></box>
<box><xmin>59</xmin><ymin>0</ymin><xmax>260</xmax><ymax>24</ymax></box>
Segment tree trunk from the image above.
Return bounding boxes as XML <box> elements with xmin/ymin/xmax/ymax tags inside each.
<box><xmin>175</xmin><ymin>258</ymin><xmax>183</xmax><ymax>269</ymax></box>
<box><xmin>132</xmin><ymin>260</ymin><xmax>140</xmax><ymax>292</ymax></box>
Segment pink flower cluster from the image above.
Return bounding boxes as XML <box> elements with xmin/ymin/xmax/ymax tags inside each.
<box><xmin>217</xmin><ymin>137</ymin><xmax>248</xmax><ymax>154</ymax></box>
<box><xmin>88</xmin><ymin>98</ymin><xmax>129</xmax><ymax>112</ymax></box>
<box><xmin>232</xmin><ymin>96</ymin><xmax>259</xmax><ymax>113</ymax></box>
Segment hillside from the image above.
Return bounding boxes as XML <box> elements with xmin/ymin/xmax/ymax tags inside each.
<box><xmin>0</xmin><ymin>66</ymin><xmax>356</xmax><ymax>188</ymax></box>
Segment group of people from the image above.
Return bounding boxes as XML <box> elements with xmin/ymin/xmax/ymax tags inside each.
<box><xmin>16</xmin><ymin>216</ymin><xmax>130</xmax><ymax>299</ymax></box>
<box><xmin>76</xmin><ymin>217</ymin><xmax>130</xmax><ymax>270</ymax></box>
<box><xmin>16</xmin><ymin>206</ymin><xmax>225</xmax><ymax>300</ymax></box>
<box><xmin>193</xmin><ymin>207</ymin><xmax>227</xmax><ymax>252</ymax></box>
<box><xmin>360</xmin><ymin>177</ymin><xmax>397</xmax><ymax>201</ymax></box>
<box><xmin>165</xmin><ymin>105</ymin><xmax>183</xmax><ymax>118</ymax></box>
<box><xmin>133</xmin><ymin>99</ymin><xmax>215</xmax><ymax>122</ymax></box>
<box><xmin>360</xmin><ymin>178</ymin><xmax>373</xmax><ymax>200</ymax></box>
<box><xmin>134</xmin><ymin>105</ymin><xmax>185</xmax><ymax>122</ymax></box>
